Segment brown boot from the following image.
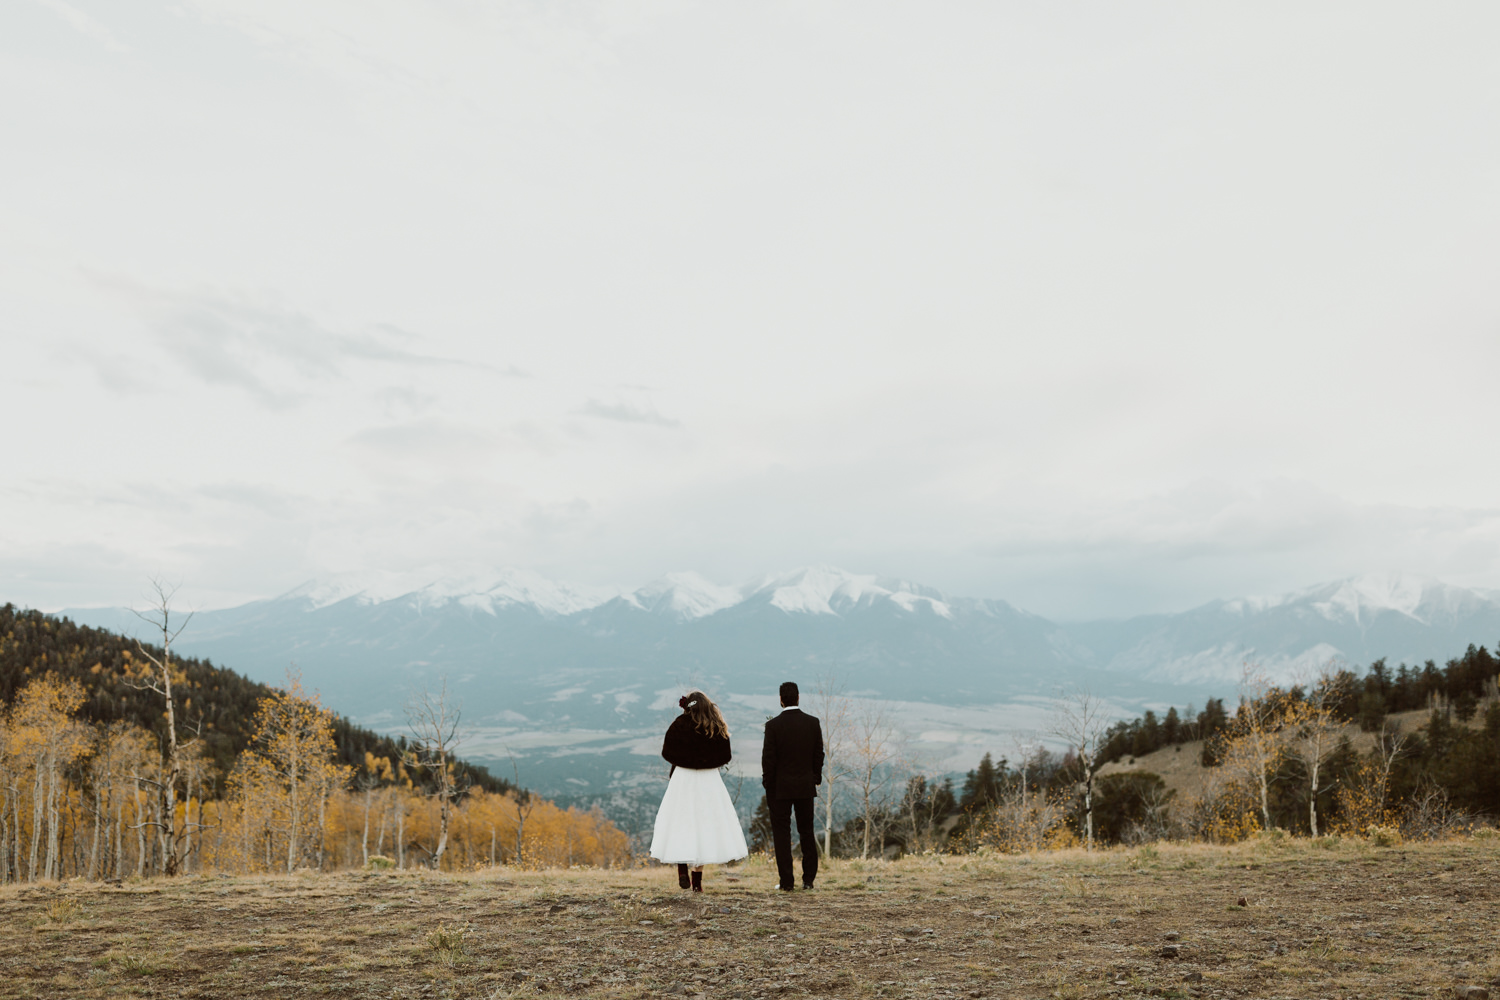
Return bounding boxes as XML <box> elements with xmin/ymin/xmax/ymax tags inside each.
<box><xmin>690</xmin><ymin>869</ymin><xmax>703</xmax><ymax>893</ymax></box>
<box><xmin>677</xmin><ymin>864</ymin><xmax>691</xmax><ymax>890</ymax></box>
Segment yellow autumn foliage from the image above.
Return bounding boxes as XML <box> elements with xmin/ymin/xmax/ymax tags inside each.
<box><xmin>0</xmin><ymin>675</ymin><xmax>629</xmax><ymax>882</ymax></box>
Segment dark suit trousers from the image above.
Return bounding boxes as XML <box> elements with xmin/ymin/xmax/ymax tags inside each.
<box><xmin>769</xmin><ymin>797</ymin><xmax>818</xmax><ymax>889</ymax></box>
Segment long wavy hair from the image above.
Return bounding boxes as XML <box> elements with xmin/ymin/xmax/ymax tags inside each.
<box><xmin>679</xmin><ymin>690</ymin><xmax>730</xmax><ymax>740</ymax></box>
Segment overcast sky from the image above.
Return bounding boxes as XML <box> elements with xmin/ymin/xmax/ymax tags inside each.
<box><xmin>4</xmin><ymin>1</ymin><xmax>1499</xmax><ymax>619</ymax></box>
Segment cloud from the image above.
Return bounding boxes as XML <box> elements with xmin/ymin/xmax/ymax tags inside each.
<box><xmin>976</xmin><ymin>480</ymin><xmax>1500</xmax><ymax>564</ymax></box>
<box><xmin>90</xmin><ymin>278</ymin><xmax>473</xmax><ymax>406</ymax></box>
<box><xmin>30</xmin><ymin>0</ymin><xmax>128</xmax><ymax>52</ymax></box>
<box><xmin>576</xmin><ymin>399</ymin><xmax>681</xmax><ymax>428</ymax></box>
<box><xmin>344</xmin><ymin>420</ymin><xmax>500</xmax><ymax>461</ymax></box>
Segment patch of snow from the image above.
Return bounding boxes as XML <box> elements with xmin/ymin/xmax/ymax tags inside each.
<box><xmin>629</xmin><ymin>572</ymin><xmax>744</xmax><ymax>619</ymax></box>
<box><xmin>280</xmin><ymin>570</ymin><xmax>432</xmax><ymax>608</ymax></box>
<box><xmin>1312</xmin><ymin>572</ymin><xmax>1433</xmax><ymax>623</ymax></box>
<box><xmin>751</xmin><ymin>565</ymin><xmax>870</xmax><ymax>614</ymax></box>
<box><xmin>747</xmin><ymin>565</ymin><xmax>955</xmax><ymax>618</ymax></box>
<box><xmin>1220</xmin><ymin>572</ymin><xmax>1493</xmax><ymax>626</ymax></box>
<box><xmin>413</xmin><ymin>568</ymin><xmax>619</xmax><ymax>616</ymax></box>
<box><xmin>1116</xmin><ymin>640</ymin><xmax>1349</xmax><ymax>687</ymax></box>
<box><xmin>278</xmin><ymin>567</ymin><xmax>618</xmax><ymax>616</ymax></box>
<box><xmin>1221</xmin><ymin>592</ymin><xmax>1291</xmax><ymax>616</ymax></box>
<box><xmin>889</xmin><ymin>590</ymin><xmax>955</xmax><ymax>619</ymax></box>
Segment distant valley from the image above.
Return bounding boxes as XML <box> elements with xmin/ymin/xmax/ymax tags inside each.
<box><xmin>59</xmin><ymin>567</ymin><xmax>1500</xmax><ymax>833</ymax></box>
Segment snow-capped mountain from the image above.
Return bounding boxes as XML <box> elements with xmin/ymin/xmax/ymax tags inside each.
<box><xmin>278</xmin><ymin>565</ymin><xmax>965</xmax><ymax>622</ymax></box>
<box><xmin>1082</xmin><ymin>572</ymin><xmax>1500</xmax><ymax>686</ymax></box>
<box><xmin>60</xmin><ymin>564</ymin><xmax>1083</xmax><ymax>721</ymax></box>
<box><xmin>59</xmin><ymin>566</ymin><xmax>1500</xmax><ymax>714</ymax></box>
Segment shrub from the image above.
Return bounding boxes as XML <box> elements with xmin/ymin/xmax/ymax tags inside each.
<box><xmin>1366</xmin><ymin>825</ymin><xmax>1402</xmax><ymax>847</ymax></box>
<box><xmin>366</xmin><ymin>855</ymin><xmax>395</xmax><ymax>870</ymax></box>
<box><xmin>424</xmin><ymin>923</ymin><xmax>470</xmax><ymax>966</ymax></box>
<box><xmin>45</xmin><ymin>898</ymin><xmax>82</xmax><ymax>923</ymax></box>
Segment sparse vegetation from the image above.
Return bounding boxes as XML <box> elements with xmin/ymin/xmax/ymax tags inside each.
<box><xmin>2</xmin><ymin>841</ymin><xmax>1495</xmax><ymax>999</ymax></box>
<box><xmin>424</xmin><ymin>921</ymin><xmax>471</xmax><ymax>965</ymax></box>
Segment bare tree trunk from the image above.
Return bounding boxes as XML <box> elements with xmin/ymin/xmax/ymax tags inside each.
<box><xmin>88</xmin><ymin>784</ymin><xmax>103</xmax><ymax>881</ymax></box>
<box><xmin>406</xmin><ymin>682</ymin><xmax>461</xmax><ymax>870</ymax></box>
<box><xmin>1256</xmin><ymin>739</ymin><xmax>1273</xmax><ymax>830</ymax></box>
<box><xmin>29</xmin><ymin>767</ymin><xmax>45</xmax><ymax>881</ymax></box>
<box><xmin>130</xmin><ymin>582</ymin><xmax>196</xmax><ymax>877</ymax></box>
<box><xmin>810</xmin><ymin>675</ymin><xmax>852</xmax><ymax>858</ymax></box>
<box><xmin>134</xmin><ymin>783</ymin><xmax>148</xmax><ymax>877</ymax></box>
<box><xmin>114</xmin><ymin>792</ymin><xmax>126</xmax><ymax>879</ymax></box>
<box><xmin>316</xmin><ymin>783</ymin><xmax>328</xmax><ymax>871</ymax></box>
<box><xmin>1083</xmin><ymin>770</ymin><xmax>1095</xmax><ymax>849</ymax></box>
<box><xmin>375</xmin><ymin>792</ymin><xmax>387</xmax><ymax>856</ymax></box>
<box><xmin>396</xmin><ymin>801</ymin><xmax>405</xmax><ymax>869</ymax></box>
<box><xmin>1308</xmin><ymin>755</ymin><xmax>1321</xmax><ymax>837</ymax></box>
<box><xmin>45</xmin><ymin>761</ymin><xmax>61</xmax><ymax>880</ymax></box>
<box><xmin>287</xmin><ymin>758</ymin><xmax>300</xmax><ymax>873</ymax></box>
<box><xmin>183</xmin><ymin>773</ymin><xmax>195</xmax><ymax>873</ymax></box>
<box><xmin>824</xmin><ymin>786</ymin><xmax>835</xmax><ymax>858</ymax></box>
<box><xmin>361</xmin><ymin>789</ymin><xmax>372</xmax><ymax>866</ymax></box>
<box><xmin>0</xmin><ymin>787</ymin><xmax>9</xmax><ymax>884</ymax></box>
<box><xmin>1050</xmin><ymin>687</ymin><xmax>1109</xmax><ymax>850</ymax></box>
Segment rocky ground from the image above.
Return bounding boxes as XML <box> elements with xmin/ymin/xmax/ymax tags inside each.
<box><xmin>0</xmin><ymin>837</ymin><xmax>1496</xmax><ymax>999</ymax></box>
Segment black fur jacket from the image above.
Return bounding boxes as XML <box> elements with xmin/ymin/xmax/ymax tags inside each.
<box><xmin>662</xmin><ymin>714</ymin><xmax>732</xmax><ymax>771</ymax></box>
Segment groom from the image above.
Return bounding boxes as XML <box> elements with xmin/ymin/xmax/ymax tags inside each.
<box><xmin>761</xmin><ymin>681</ymin><xmax>825</xmax><ymax>891</ymax></box>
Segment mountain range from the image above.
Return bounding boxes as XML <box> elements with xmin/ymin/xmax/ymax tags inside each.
<box><xmin>56</xmin><ymin>567</ymin><xmax>1500</xmax><ymax>829</ymax></box>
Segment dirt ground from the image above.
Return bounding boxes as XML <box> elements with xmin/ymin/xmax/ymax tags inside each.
<box><xmin>1</xmin><ymin>837</ymin><xmax>1495</xmax><ymax>1000</ymax></box>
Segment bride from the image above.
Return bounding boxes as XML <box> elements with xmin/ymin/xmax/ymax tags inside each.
<box><xmin>649</xmin><ymin>690</ymin><xmax>749</xmax><ymax>891</ymax></box>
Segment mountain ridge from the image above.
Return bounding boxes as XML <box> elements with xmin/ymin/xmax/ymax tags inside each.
<box><xmin>55</xmin><ymin>567</ymin><xmax>1500</xmax><ymax>701</ymax></box>
<box><xmin>48</xmin><ymin>567</ymin><xmax>1500</xmax><ymax>829</ymax></box>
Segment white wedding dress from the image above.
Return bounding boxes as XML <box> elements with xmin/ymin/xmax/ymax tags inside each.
<box><xmin>648</xmin><ymin>766</ymin><xmax>749</xmax><ymax>866</ymax></box>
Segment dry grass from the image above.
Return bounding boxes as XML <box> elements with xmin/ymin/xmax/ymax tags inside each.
<box><xmin>0</xmin><ymin>838</ymin><xmax>1496</xmax><ymax>998</ymax></box>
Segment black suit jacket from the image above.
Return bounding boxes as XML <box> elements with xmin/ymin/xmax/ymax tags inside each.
<box><xmin>761</xmin><ymin>708</ymin><xmax>824</xmax><ymax>800</ymax></box>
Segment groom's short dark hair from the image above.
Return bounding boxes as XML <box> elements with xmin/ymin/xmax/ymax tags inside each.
<box><xmin>779</xmin><ymin>681</ymin><xmax>799</xmax><ymax>706</ymax></box>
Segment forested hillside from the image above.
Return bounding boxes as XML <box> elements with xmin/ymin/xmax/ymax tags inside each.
<box><xmin>1086</xmin><ymin>642</ymin><xmax>1500</xmax><ymax>835</ymax></box>
<box><xmin>763</xmin><ymin>643</ymin><xmax>1500</xmax><ymax>858</ymax></box>
<box><xmin>0</xmin><ymin>604</ymin><xmax>510</xmax><ymax>796</ymax></box>
<box><xmin>1097</xmin><ymin>643</ymin><xmax>1500</xmax><ymax>765</ymax></box>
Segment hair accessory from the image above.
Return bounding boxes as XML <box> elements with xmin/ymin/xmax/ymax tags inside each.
<box><xmin>679</xmin><ymin>695</ymin><xmax>690</xmax><ymax>709</ymax></box>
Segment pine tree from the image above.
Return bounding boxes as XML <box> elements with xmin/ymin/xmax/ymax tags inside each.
<box><xmin>959</xmin><ymin>753</ymin><xmax>1002</xmax><ymax>810</ymax></box>
<box><xmin>748</xmin><ymin>795</ymin><xmax>773</xmax><ymax>854</ymax></box>
<box><xmin>1162</xmin><ymin>707</ymin><xmax>1181</xmax><ymax>745</ymax></box>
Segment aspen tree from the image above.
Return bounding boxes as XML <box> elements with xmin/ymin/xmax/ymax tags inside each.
<box><xmin>87</xmin><ymin>723</ymin><xmax>152</xmax><ymax>880</ymax></box>
<box><xmin>230</xmin><ymin>673</ymin><xmax>351</xmax><ymax>872</ymax></box>
<box><xmin>0</xmin><ymin>714</ymin><xmax>13</xmax><ymax>883</ymax></box>
<box><xmin>1219</xmin><ymin>668</ymin><xmax>1292</xmax><ymax>832</ymax></box>
<box><xmin>508</xmin><ymin>753</ymin><xmax>536</xmax><ymax>865</ymax></box>
<box><xmin>1285</xmin><ymin>670</ymin><xmax>1349</xmax><ymax>837</ymax></box>
<box><xmin>1050</xmin><ymin>686</ymin><xmax>1110</xmax><ymax>849</ymax></box>
<box><xmin>6</xmin><ymin>678</ymin><xmax>91</xmax><ymax>880</ymax></box>
<box><xmin>125</xmin><ymin>581</ymin><xmax>196</xmax><ymax>876</ymax></box>
<box><xmin>404</xmin><ymin>681</ymin><xmax>462</xmax><ymax>869</ymax></box>
<box><xmin>808</xmin><ymin>674</ymin><xmax>854</xmax><ymax>857</ymax></box>
<box><xmin>849</xmin><ymin>700</ymin><xmax>902</xmax><ymax>858</ymax></box>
